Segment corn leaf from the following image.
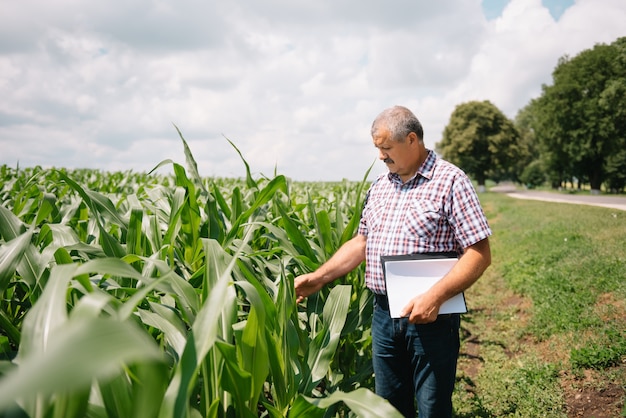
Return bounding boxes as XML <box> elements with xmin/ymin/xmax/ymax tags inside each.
<box><xmin>174</xmin><ymin>124</ymin><xmax>208</xmax><ymax>195</ymax></box>
<box><xmin>137</xmin><ymin>303</ymin><xmax>187</xmax><ymax>357</ymax></box>
<box><xmin>0</xmin><ymin>230</ymin><xmax>32</xmax><ymax>295</ymax></box>
<box><xmin>161</xmin><ymin>230</ymin><xmax>253</xmax><ymax>418</ymax></box>
<box><xmin>303</xmin><ymin>388</ymin><xmax>403</xmax><ymax>418</ymax></box>
<box><xmin>304</xmin><ymin>285</ymin><xmax>351</xmax><ymax>391</ymax></box>
<box><xmin>0</xmin><ymin>316</ymin><xmax>163</xmax><ymax>413</ymax></box>
<box><xmin>0</xmin><ymin>207</ymin><xmax>42</xmax><ymax>288</ymax></box>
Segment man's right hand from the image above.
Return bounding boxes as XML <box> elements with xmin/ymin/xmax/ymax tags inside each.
<box><xmin>294</xmin><ymin>272</ymin><xmax>324</xmax><ymax>303</ymax></box>
<box><xmin>293</xmin><ymin>235</ymin><xmax>367</xmax><ymax>303</ymax></box>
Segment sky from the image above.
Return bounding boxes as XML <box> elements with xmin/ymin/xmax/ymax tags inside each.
<box><xmin>1</xmin><ymin>0</ymin><xmax>625</xmax><ymax>182</ymax></box>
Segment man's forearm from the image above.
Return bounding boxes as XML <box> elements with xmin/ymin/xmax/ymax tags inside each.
<box><xmin>314</xmin><ymin>234</ymin><xmax>367</xmax><ymax>284</ymax></box>
<box><xmin>430</xmin><ymin>238</ymin><xmax>491</xmax><ymax>304</ymax></box>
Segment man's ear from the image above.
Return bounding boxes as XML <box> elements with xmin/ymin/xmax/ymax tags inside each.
<box><xmin>407</xmin><ymin>132</ymin><xmax>418</xmax><ymax>145</ymax></box>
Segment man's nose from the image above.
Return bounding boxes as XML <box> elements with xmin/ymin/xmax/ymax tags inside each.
<box><xmin>378</xmin><ymin>149</ymin><xmax>387</xmax><ymax>160</ymax></box>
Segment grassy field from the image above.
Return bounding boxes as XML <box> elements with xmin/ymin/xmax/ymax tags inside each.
<box><xmin>453</xmin><ymin>192</ymin><xmax>626</xmax><ymax>417</ymax></box>
<box><xmin>0</xmin><ymin>146</ymin><xmax>625</xmax><ymax>417</ymax></box>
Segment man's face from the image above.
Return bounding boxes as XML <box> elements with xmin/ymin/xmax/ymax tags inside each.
<box><xmin>373</xmin><ymin>127</ymin><xmax>421</xmax><ymax>182</ymax></box>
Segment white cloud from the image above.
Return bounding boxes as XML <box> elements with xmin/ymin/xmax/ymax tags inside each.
<box><xmin>1</xmin><ymin>0</ymin><xmax>625</xmax><ymax>181</ymax></box>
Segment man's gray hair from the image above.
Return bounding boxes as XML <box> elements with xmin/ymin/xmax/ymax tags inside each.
<box><xmin>371</xmin><ymin>105</ymin><xmax>424</xmax><ymax>142</ymax></box>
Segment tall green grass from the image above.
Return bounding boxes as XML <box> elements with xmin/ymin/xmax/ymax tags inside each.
<box><xmin>488</xmin><ymin>194</ymin><xmax>626</xmax><ymax>339</ymax></box>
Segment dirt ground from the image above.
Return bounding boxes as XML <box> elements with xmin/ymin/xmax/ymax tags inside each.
<box><xmin>563</xmin><ymin>375</ymin><xmax>624</xmax><ymax>418</ymax></box>
<box><xmin>458</xmin><ymin>288</ymin><xmax>625</xmax><ymax>417</ymax></box>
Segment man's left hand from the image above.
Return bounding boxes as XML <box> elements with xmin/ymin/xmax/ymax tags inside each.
<box><xmin>399</xmin><ymin>293</ymin><xmax>440</xmax><ymax>324</ymax></box>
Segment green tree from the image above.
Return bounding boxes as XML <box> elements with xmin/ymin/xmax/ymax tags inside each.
<box><xmin>522</xmin><ymin>95</ymin><xmax>572</xmax><ymax>189</ymax></box>
<box><xmin>529</xmin><ymin>37</ymin><xmax>626</xmax><ymax>192</ymax></box>
<box><xmin>513</xmin><ymin>105</ymin><xmax>542</xmax><ymax>184</ymax></box>
<box><xmin>437</xmin><ymin>100</ymin><xmax>520</xmax><ymax>188</ymax></box>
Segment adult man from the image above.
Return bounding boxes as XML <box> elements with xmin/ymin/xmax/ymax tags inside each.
<box><xmin>294</xmin><ymin>105</ymin><xmax>492</xmax><ymax>417</ymax></box>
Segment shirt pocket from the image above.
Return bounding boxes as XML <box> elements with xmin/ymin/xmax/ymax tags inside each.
<box><xmin>365</xmin><ymin>198</ymin><xmax>387</xmax><ymax>232</ymax></box>
<box><xmin>403</xmin><ymin>199</ymin><xmax>443</xmax><ymax>239</ymax></box>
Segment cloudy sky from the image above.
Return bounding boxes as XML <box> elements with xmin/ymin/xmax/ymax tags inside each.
<box><xmin>1</xmin><ymin>0</ymin><xmax>625</xmax><ymax>182</ymax></box>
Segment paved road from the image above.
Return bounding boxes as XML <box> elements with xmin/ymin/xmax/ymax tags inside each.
<box><xmin>490</xmin><ymin>185</ymin><xmax>626</xmax><ymax>211</ymax></box>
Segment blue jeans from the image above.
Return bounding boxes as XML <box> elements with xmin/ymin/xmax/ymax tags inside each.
<box><xmin>372</xmin><ymin>295</ymin><xmax>460</xmax><ymax>418</ymax></box>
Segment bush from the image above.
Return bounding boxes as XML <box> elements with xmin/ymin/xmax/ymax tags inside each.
<box><xmin>520</xmin><ymin>160</ymin><xmax>546</xmax><ymax>189</ymax></box>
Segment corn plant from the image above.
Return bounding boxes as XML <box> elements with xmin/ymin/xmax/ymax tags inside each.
<box><xmin>0</xmin><ymin>132</ymin><xmax>401</xmax><ymax>417</ymax></box>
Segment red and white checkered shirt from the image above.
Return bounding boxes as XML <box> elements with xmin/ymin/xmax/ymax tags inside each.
<box><xmin>358</xmin><ymin>150</ymin><xmax>492</xmax><ymax>294</ymax></box>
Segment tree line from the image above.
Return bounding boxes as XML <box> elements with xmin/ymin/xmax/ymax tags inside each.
<box><xmin>436</xmin><ymin>36</ymin><xmax>626</xmax><ymax>193</ymax></box>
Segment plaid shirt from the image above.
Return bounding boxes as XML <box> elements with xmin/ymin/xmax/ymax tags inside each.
<box><xmin>358</xmin><ymin>150</ymin><xmax>492</xmax><ymax>294</ymax></box>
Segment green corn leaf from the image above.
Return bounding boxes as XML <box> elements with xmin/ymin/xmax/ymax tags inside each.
<box><xmin>215</xmin><ymin>340</ymin><xmax>254</xmax><ymax>408</ymax></box>
<box><xmin>339</xmin><ymin>162</ymin><xmax>373</xmax><ymax>245</ymax></box>
<box><xmin>271</xmin><ymin>268</ymin><xmax>301</xmax><ymax>410</ymax></box>
<box><xmin>306</xmin><ymin>193</ymin><xmax>332</xmax><ymax>259</ymax></box>
<box><xmin>75</xmin><ymin>258</ymin><xmax>144</xmax><ymax>281</ymax></box>
<box><xmin>0</xmin><ymin>230</ymin><xmax>32</xmax><ymax>296</ymax></box>
<box><xmin>234</xmin><ymin>261</ymin><xmax>278</xmax><ymax>328</ymax></box>
<box><xmin>148</xmin><ymin>213</ymin><xmax>163</xmax><ymax>254</ymax></box>
<box><xmin>127</xmin><ymin>208</ymin><xmax>144</xmax><ymax>256</ymax></box>
<box><xmin>313</xmin><ymin>208</ymin><xmax>334</xmax><ymax>259</ymax></box>
<box><xmin>0</xmin><ymin>207</ymin><xmax>41</xmax><ymax>288</ymax></box>
<box><xmin>137</xmin><ymin>303</ymin><xmax>187</xmax><ymax>357</ymax></box>
<box><xmin>70</xmin><ymin>290</ymin><xmax>115</xmax><ymax>319</ymax></box>
<box><xmin>98</xmin><ymin>225</ymin><xmax>126</xmax><ymax>258</ymax></box>
<box><xmin>171</xmin><ymin>163</ymin><xmax>201</xmax><ymax>252</ymax></box>
<box><xmin>342</xmin><ymin>283</ymin><xmax>373</xmax><ymax>335</ymax></box>
<box><xmin>224</xmin><ymin>136</ymin><xmax>257</xmax><ymax>190</ymax></box>
<box><xmin>0</xmin><ymin>316</ymin><xmax>163</xmax><ymax>413</ymax></box>
<box><xmin>263</xmin><ymin>400</ymin><xmax>297</xmax><ymax>418</ymax></box>
<box><xmin>99</xmin><ymin>372</ymin><xmax>133</xmax><ymax>418</ymax></box>
<box><xmin>57</xmin><ymin>171</ymin><xmax>128</xmax><ymax>228</ymax></box>
<box><xmin>129</xmin><ymin>361</ymin><xmax>169</xmax><ymax>418</ymax></box>
<box><xmin>148</xmin><ymin>158</ymin><xmax>175</xmax><ymax>175</ymax></box>
<box><xmin>34</xmin><ymin>192</ymin><xmax>58</xmax><ymax>226</ymax></box>
<box><xmin>161</xmin><ymin>279</ymin><xmax>233</xmax><ymax>417</ymax></box>
<box><xmin>0</xmin><ymin>205</ymin><xmax>25</xmax><ymax>241</ymax></box>
<box><xmin>287</xmin><ymin>395</ymin><xmax>324</xmax><ymax>418</ymax></box>
<box><xmin>225</xmin><ymin>175</ymin><xmax>288</xmax><ymax>244</ymax></box>
<box><xmin>160</xmin><ymin>229</ymin><xmax>254</xmax><ymax>418</ymax></box>
<box><xmin>134</xmin><ymin>257</ymin><xmax>199</xmax><ymax>322</ymax></box>
<box><xmin>39</xmin><ymin>223</ymin><xmax>81</xmax><ymax>248</ymax></box>
<box><xmin>62</xmin><ymin>242</ymin><xmax>107</xmax><ymax>260</ymax></box>
<box><xmin>303</xmin><ymin>388</ymin><xmax>403</xmax><ymax>418</ymax></box>
<box><xmin>56</xmin><ymin>171</ymin><xmax>127</xmax><ymax>258</ymax></box>
<box><xmin>50</xmin><ymin>388</ymin><xmax>90</xmax><ymax>418</ymax></box>
<box><xmin>84</xmin><ymin>189</ymin><xmax>128</xmax><ymax>227</ymax></box>
<box><xmin>72</xmin><ymin>257</ymin><xmax>196</xmax><ymax>322</ymax></box>
<box><xmin>305</xmin><ymin>285</ymin><xmax>351</xmax><ymax>390</ymax></box>
<box><xmin>252</xmin><ymin>221</ymin><xmax>319</xmax><ymax>273</ymax></box>
<box><xmin>205</xmin><ymin>184</ymin><xmax>225</xmax><ymax>242</ymax></box>
<box><xmin>211</xmin><ymin>181</ymin><xmax>231</xmax><ymax>221</ymax></box>
<box><xmin>52</xmin><ymin>247</ymin><xmax>74</xmax><ymax>265</ymax></box>
<box><xmin>230</xmin><ymin>187</ymin><xmax>244</xmax><ymax>225</ymax></box>
<box><xmin>0</xmin><ymin>310</ymin><xmax>20</xmax><ymax>348</ymax></box>
<box><xmin>234</xmin><ymin>289</ymin><xmax>269</xmax><ymax>407</ymax></box>
<box><xmin>17</xmin><ymin>263</ymin><xmax>75</xmax><ymax>360</ymax></box>
<box><xmin>275</xmin><ymin>200</ymin><xmax>318</xmax><ymax>264</ymax></box>
<box><xmin>162</xmin><ymin>186</ymin><xmax>186</xmax><ymax>247</ymax></box>
<box><xmin>174</xmin><ymin>124</ymin><xmax>207</xmax><ymax>195</ymax></box>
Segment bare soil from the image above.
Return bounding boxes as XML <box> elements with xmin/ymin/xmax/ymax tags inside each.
<box><xmin>562</xmin><ymin>369</ymin><xmax>625</xmax><ymax>418</ymax></box>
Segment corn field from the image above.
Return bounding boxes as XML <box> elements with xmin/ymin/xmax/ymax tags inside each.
<box><xmin>0</xmin><ymin>134</ymin><xmax>403</xmax><ymax>418</ymax></box>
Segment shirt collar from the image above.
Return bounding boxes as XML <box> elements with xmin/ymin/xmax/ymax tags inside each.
<box><xmin>387</xmin><ymin>150</ymin><xmax>436</xmax><ymax>185</ymax></box>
